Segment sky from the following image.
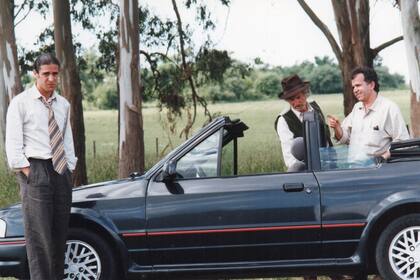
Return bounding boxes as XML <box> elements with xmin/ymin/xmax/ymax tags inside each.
<box><xmin>14</xmin><ymin>0</ymin><xmax>416</xmax><ymax>81</ymax></box>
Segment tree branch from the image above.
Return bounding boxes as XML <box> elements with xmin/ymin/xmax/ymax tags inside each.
<box><xmin>150</xmin><ymin>51</ymin><xmax>179</xmax><ymax>68</ymax></box>
<box><xmin>14</xmin><ymin>0</ymin><xmax>28</xmax><ymax>20</ymax></box>
<box><xmin>297</xmin><ymin>0</ymin><xmax>343</xmax><ymax>64</ymax></box>
<box><xmin>371</xmin><ymin>35</ymin><xmax>404</xmax><ymax>57</ymax></box>
<box><xmin>171</xmin><ymin>0</ymin><xmax>212</xmax><ymax>139</ymax></box>
<box><xmin>14</xmin><ymin>1</ymin><xmax>32</xmax><ymax>27</ymax></box>
<box><xmin>139</xmin><ymin>50</ymin><xmax>162</xmax><ymax>93</ymax></box>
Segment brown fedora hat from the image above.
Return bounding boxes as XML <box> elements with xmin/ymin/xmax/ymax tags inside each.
<box><xmin>278</xmin><ymin>74</ymin><xmax>310</xmax><ymax>99</ymax></box>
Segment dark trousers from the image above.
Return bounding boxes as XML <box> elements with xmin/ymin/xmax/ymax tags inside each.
<box><xmin>17</xmin><ymin>159</ymin><xmax>72</xmax><ymax>280</ymax></box>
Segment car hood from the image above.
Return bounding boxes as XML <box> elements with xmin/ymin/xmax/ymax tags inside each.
<box><xmin>0</xmin><ymin>176</ymin><xmax>149</xmax><ymax>238</ymax></box>
<box><xmin>71</xmin><ymin>175</ymin><xmax>148</xmax><ymax>202</ymax></box>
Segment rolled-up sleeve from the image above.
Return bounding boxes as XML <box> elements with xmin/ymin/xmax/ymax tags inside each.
<box><xmin>337</xmin><ymin>114</ymin><xmax>353</xmax><ymax>145</ymax></box>
<box><xmin>63</xmin><ymin>106</ymin><xmax>77</xmax><ymax>172</ymax></box>
<box><xmin>276</xmin><ymin>116</ymin><xmax>298</xmax><ymax>168</ymax></box>
<box><xmin>386</xmin><ymin>103</ymin><xmax>410</xmax><ymax>142</ymax></box>
<box><xmin>5</xmin><ymin>99</ymin><xmax>30</xmax><ymax>170</ymax></box>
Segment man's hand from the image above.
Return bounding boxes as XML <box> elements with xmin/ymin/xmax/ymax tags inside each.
<box><xmin>327</xmin><ymin>115</ymin><xmax>343</xmax><ymax>140</ymax></box>
<box><xmin>327</xmin><ymin>114</ymin><xmax>340</xmax><ymax>128</ymax></box>
<box><xmin>381</xmin><ymin>150</ymin><xmax>391</xmax><ymax>159</ymax></box>
<box><xmin>20</xmin><ymin>167</ymin><xmax>30</xmax><ymax>177</ymax></box>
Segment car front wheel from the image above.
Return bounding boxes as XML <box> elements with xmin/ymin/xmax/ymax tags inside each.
<box><xmin>64</xmin><ymin>228</ymin><xmax>118</xmax><ymax>280</ymax></box>
<box><xmin>376</xmin><ymin>214</ymin><xmax>420</xmax><ymax>280</ymax></box>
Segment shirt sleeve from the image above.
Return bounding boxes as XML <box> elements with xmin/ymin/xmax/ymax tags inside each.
<box><xmin>5</xmin><ymin>99</ymin><xmax>30</xmax><ymax>170</ymax></box>
<box><xmin>338</xmin><ymin>112</ymin><xmax>353</xmax><ymax>145</ymax></box>
<box><xmin>276</xmin><ymin>116</ymin><xmax>298</xmax><ymax>168</ymax></box>
<box><xmin>386</xmin><ymin>103</ymin><xmax>410</xmax><ymax>142</ymax></box>
<box><xmin>63</xmin><ymin>105</ymin><xmax>78</xmax><ymax>172</ymax></box>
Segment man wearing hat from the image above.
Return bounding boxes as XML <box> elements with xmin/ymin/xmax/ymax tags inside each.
<box><xmin>275</xmin><ymin>74</ymin><xmax>332</xmax><ymax>170</ymax></box>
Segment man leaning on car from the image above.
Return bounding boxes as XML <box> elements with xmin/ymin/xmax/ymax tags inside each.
<box><xmin>5</xmin><ymin>53</ymin><xmax>77</xmax><ymax>280</ymax></box>
<box><xmin>328</xmin><ymin>66</ymin><xmax>409</xmax><ymax>165</ymax></box>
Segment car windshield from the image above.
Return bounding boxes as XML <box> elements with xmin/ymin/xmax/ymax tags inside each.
<box><xmin>319</xmin><ymin>145</ymin><xmax>377</xmax><ymax>170</ymax></box>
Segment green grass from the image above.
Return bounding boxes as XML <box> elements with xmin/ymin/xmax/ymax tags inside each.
<box><xmin>0</xmin><ymin>90</ymin><xmax>411</xmax><ymax>210</ymax></box>
<box><xmin>0</xmin><ymin>159</ymin><xmax>20</xmax><ymax>208</ymax></box>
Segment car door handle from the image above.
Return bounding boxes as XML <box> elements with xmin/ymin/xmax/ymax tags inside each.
<box><xmin>283</xmin><ymin>183</ymin><xmax>304</xmax><ymax>192</ymax></box>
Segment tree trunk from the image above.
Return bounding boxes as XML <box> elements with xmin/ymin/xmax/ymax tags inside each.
<box><xmin>331</xmin><ymin>0</ymin><xmax>371</xmax><ymax>115</ymax></box>
<box><xmin>53</xmin><ymin>0</ymin><xmax>87</xmax><ymax>186</ymax></box>
<box><xmin>410</xmin><ymin>92</ymin><xmax>420</xmax><ymax>137</ymax></box>
<box><xmin>0</xmin><ymin>61</ymin><xmax>7</xmax><ymax>158</ymax></box>
<box><xmin>0</xmin><ymin>0</ymin><xmax>22</xmax><ymax>159</ymax></box>
<box><xmin>399</xmin><ymin>0</ymin><xmax>420</xmax><ymax>137</ymax></box>
<box><xmin>118</xmin><ymin>0</ymin><xmax>144</xmax><ymax>178</ymax></box>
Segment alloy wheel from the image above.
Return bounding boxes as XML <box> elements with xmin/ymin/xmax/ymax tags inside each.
<box><xmin>64</xmin><ymin>239</ymin><xmax>102</xmax><ymax>280</ymax></box>
<box><xmin>389</xmin><ymin>226</ymin><xmax>420</xmax><ymax>279</ymax></box>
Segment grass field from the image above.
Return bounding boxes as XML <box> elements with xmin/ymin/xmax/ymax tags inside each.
<box><xmin>0</xmin><ymin>90</ymin><xmax>410</xmax><ymax>279</ymax></box>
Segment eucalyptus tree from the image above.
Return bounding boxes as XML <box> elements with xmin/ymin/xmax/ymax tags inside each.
<box><xmin>117</xmin><ymin>0</ymin><xmax>144</xmax><ymax>177</ymax></box>
<box><xmin>0</xmin><ymin>0</ymin><xmax>23</xmax><ymax>160</ymax></box>
<box><xmin>297</xmin><ymin>0</ymin><xmax>403</xmax><ymax>115</ymax></box>
<box><xmin>398</xmin><ymin>0</ymin><xmax>420</xmax><ymax>137</ymax></box>
<box><xmin>53</xmin><ymin>0</ymin><xmax>87</xmax><ymax>185</ymax></box>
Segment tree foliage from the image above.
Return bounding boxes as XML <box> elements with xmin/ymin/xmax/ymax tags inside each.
<box><xmin>85</xmin><ymin>54</ymin><xmax>406</xmax><ymax>109</ymax></box>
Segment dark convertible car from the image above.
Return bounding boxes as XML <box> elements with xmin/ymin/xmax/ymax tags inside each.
<box><xmin>0</xmin><ymin>112</ymin><xmax>420</xmax><ymax>280</ymax></box>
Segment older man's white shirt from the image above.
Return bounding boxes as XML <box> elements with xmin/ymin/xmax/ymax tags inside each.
<box><xmin>276</xmin><ymin>103</ymin><xmax>314</xmax><ymax>168</ymax></box>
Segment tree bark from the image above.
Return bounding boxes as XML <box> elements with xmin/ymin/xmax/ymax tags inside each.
<box><xmin>0</xmin><ymin>60</ymin><xmax>7</xmax><ymax>158</ymax></box>
<box><xmin>331</xmin><ymin>0</ymin><xmax>371</xmax><ymax>115</ymax></box>
<box><xmin>53</xmin><ymin>0</ymin><xmax>88</xmax><ymax>186</ymax></box>
<box><xmin>118</xmin><ymin>0</ymin><xmax>144</xmax><ymax>178</ymax></box>
<box><xmin>0</xmin><ymin>0</ymin><xmax>22</xmax><ymax>159</ymax></box>
<box><xmin>399</xmin><ymin>0</ymin><xmax>420</xmax><ymax>137</ymax></box>
<box><xmin>410</xmin><ymin>91</ymin><xmax>420</xmax><ymax>137</ymax></box>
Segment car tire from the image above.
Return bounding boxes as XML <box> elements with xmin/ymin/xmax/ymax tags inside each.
<box><xmin>65</xmin><ymin>228</ymin><xmax>118</xmax><ymax>280</ymax></box>
<box><xmin>376</xmin><ymin>214</ymin><xmax>420</xmax><ymax>280</ymax></box>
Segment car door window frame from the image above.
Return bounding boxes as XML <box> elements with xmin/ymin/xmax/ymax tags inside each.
<box><xmin>174</xmin><ymin>127</ymin><xmax>223</xmax><ymax>180</ymax></box>
<box><xmin>163</xmin><ymin>120</ymin><xmax>248</xmax><ymax>181</ymax></box>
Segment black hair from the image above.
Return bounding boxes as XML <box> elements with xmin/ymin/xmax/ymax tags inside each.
<box><xmin>351</xmin><ymin>66</ymin><xmax>380</xmax><ymax>92</ymax></box>
<box><xmin>33</xmin><ymin>53</ymin><xmax>60</xmax><ymax>73</ymax></box>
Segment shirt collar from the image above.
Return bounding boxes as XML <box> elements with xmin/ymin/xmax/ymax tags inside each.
<box><xmin>290</xmin><ymin>102</ymin><xmax>313</xmax><ymax>119</ymax></box>
<box><xmin>369</xmin><ymin>95</ymin><xmax>382</xmax><ymax>112</ymax></box>
<box><xmin>357</xmin><ymin>95</ymin><xmax>382</xmax><ymax>112</ymax></box>
<box><xmin>29</xmin><ymin>85</ymin><xmax>57</xmax><ymax>102</ymax></box>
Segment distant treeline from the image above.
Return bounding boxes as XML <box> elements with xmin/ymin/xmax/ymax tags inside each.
<box><xmin>35</xmin><ymin>53</ymin><xmax>404</xmax><ymax>110</ymax></box>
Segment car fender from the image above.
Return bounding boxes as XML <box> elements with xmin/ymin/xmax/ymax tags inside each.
<box><xmin>69</xmin><ymin>207</ymin><xmax>129</xmax><ymax>273</ymax></box>
<box><xmin>354</xmin><ymin>188</ymin><xmax>420</xmax><ymax>264</ymax></box>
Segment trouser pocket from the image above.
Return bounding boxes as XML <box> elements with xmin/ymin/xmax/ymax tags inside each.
<box><xmin>27</xmin><ymin>160</ymin><xmax>50</xmax><ymax>187</ymax></box>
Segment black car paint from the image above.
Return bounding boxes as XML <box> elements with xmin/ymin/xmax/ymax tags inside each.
<box><xmin>0</xmin><ymin>115</ymin><xmax>419</xmax><ymax>279</ymax></box>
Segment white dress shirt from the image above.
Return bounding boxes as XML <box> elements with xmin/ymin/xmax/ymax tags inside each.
<box><xmin>276</xmin><ymin>103</ymin><xmax>314</xmax><ymax>168</ymax></box>
<box><xmin>338</xmin><ymin>95</ymin><xmax>410</xmax><ymax>162</ymax></box>
<box><xmin>5</xmin><ymin>85</ymin><xmax>77</xmax><ymax>171</ymax></box>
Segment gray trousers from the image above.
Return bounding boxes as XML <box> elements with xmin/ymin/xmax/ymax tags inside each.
<box><xmin>17</xmin><ymin>158</ymin><xmax>72</xmax><ymax>280</ymax></box>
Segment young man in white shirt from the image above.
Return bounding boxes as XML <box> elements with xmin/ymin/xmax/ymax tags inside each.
<box><xmin>5</xmin><ymin>53</ymin><xmax>77</xmax><ymax>280</ymax></box>
<box><xmin>328</xmin><ymin>66</ymin><xmax>409</xmax><ymax>164</ymax></box>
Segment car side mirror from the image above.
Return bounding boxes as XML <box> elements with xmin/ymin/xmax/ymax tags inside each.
<box><xmin>157</xmin><ymin>160</ymin><xmax>177</xmax><ymax>183</ymax></box>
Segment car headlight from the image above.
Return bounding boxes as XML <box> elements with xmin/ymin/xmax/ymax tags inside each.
<box><xmin>0</xmin><ymin>219</ymin><xmax>6</xmax><ymax>238</ymax></box>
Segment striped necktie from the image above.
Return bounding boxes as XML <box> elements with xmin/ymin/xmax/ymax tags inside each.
<box><xmin>39</xmin><ymin>96</ymin><xmax>68</xmax><ymax>175</ymax></box>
